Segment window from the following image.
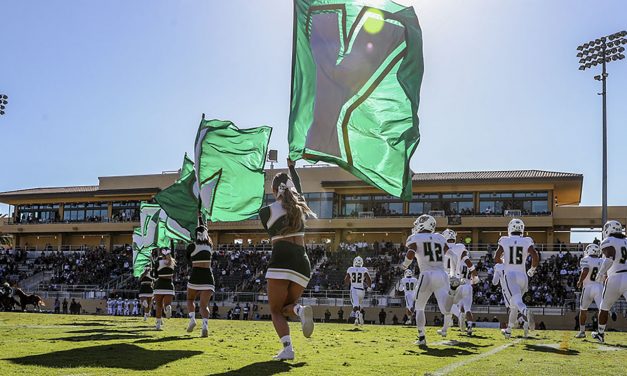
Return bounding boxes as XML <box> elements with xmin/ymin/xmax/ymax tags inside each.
<box><xmin>63</xmin><ymin>202</ymin><xmax>108</xmax><ymax>222</ymax></box>
<box><xmin>302</xmin><ymin>192</ymin><xmax>335</xmax><ymax>219</ymax></box>
<box><xmin>409</xmin><ymin>193</ymin><xmax>473</xmax><ymax>216</ymax></box>
<box><xmin>340</xmin><ymin>194</ymin><xmax>403</xmax><ymax>217</ymax></box>
<box><xmin>479</xmin><ymin>192</ymin><xmax>549</xmax><ymax>215</ymax></box>
<box><xmin>112</xmin><ymin>201</ymin><xmax>140</xmax><ymax>222</ymax></box>
<box><xmin>16</xmin><ymin>204</ymin><xmax>60</xmax><ymax>223</ymax></box>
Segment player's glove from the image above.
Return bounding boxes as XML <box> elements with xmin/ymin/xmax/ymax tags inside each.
<box><xmin>471</xmin><ymin>275</ymin><xmax>480</xmax><ymax>285</ymax></box>
<box><xmin>527</xmin><ymin>267</ymin><xmax>537</xmax><ymax>277</ymax></box>
<box><xmin>402</xmin><ymin>257</ymin><xmax>413</xmax><ymax>269</ymax></box>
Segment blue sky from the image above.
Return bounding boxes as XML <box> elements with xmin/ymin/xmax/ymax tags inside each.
<box><xmin>1</xmin><ymin>0</ymin><xmax>626</xmax><ymax>236</ymax></box>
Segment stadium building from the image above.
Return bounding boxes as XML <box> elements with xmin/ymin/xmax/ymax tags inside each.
<box><xmin>0</xmin><ymin>166</ymin><xmax>626</xmax><ymax>251</ymax></box>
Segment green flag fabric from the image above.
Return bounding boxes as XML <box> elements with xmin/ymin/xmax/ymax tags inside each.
<box><xmin>194</xmin><ymin>119</ymin><xmax>272</xmax><ymax>222</ymax></box>
<box><xmin>289</xmin><ymin>0</ymin><xmax>424</xmax><ymax>200</ymax></box>
<box><xmin>154</xmin><ymin>154</ymin><xmax>197</xmax><ymax>239</ymax></box>
<box><xmin>132</xmin><ymin>227</ymin><xmax>152</xmax><ymax>277</ymax></box>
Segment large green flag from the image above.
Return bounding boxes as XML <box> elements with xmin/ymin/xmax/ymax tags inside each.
<box><xmin>132</xmin><ymin>227</ymin><xmax>152</xmax><ymax>277</ymax></box>
<box><xmin>194</xmin><ymin>119</ymin><xmax>272</xmax><ymax>222</ymax></box>
<box><xmin>154</xmin><ymin>154</ymin><xmax>197</xmax><ymax>239</ymax></box>
<box><xmin>289</xmin><ymin>0</ymin><xmax>424</xmax><ymax>200</ymax></box>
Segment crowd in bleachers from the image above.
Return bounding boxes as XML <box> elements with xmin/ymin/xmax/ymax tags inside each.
<box><xmin>0</xmin><ymin>248</ymin><xmax>29</xmax><ymax>284</ymax></box>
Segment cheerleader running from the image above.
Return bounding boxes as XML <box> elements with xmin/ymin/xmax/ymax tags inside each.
<box><xmin>138</xmin><ymin>266</ymin><xmax>154</xmax><ymax>321</ymax></box>
<box><xmin>185</xmin><ymin>224</ymin><xmax>216</xmax><ymax>337</ymax></box>
<box><xmin>153</xmin><ymin>248</ymin><xmax>176</xmax><ymax>330</ymax></box>
<box><xmin>261</xmin><ymin>158</ymin><xmax>316</xmax><ymax>361</ymax></box>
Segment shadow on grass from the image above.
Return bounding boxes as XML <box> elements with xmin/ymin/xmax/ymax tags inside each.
<box><xmin>67</xmin><ymin>328</ymin><xmax>149</xmax><ymax>335</ymax></box>
<box><xmin>8</xmin><ymin>343</ymin><xmax>202</xmax><ymax>370</ymax></box>
<box><xmin>462</xmin><ymin>334</ymin><xmax>490</xmax><ymax>339</ymax></box>
<box><xmin>210</xmin><ymin>361</ymin><xmax>307</xmax><ymax>375</ymax></box>
<box><xmin>403</xmin><ymin>347</ymin><xmax>475</xmax><ymax>357</ymax></box>
<box><xmin>442</xmin><ymin>340</ymin><xmax>491</xmax><ymax>349</ymax></box>
<box><xmin>59</xmin><ymin>322</ymin><xmax>114</xmax><ymax>327</ymax></box>
<box><xmin>524</xmin><ymin>344</ymin><xmax>580</xmax><ymax>356</ymax></box>
<box><xmin>50</xmin><ymin>333</ymin><xmax>151</xmax><ymax>342</ymax></box>
<box><xmin>134</xmin><ymin>336</ymin><xmax>195</xmax><ymax>344</ymax></box>
<box><xmin>341</xmin><ymin>328</ymin><xmax>364</xmax><ymax>332</ymax></box>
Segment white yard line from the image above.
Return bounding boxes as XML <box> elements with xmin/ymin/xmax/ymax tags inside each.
<box><xmin>431</xmin><ymin>339</ymin><xmax>522</xmax><ymax>376</ymax></box>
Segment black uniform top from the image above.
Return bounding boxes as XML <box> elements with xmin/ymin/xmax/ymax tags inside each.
<box><xmin>140</xmin><ymin>274</ymin><xmax>154</xmax><ymax>285</ymax></box>
<box><xmin>186</xmin><ymin>243</ymin><xmax>213</xmax><ymax>265</ymax></box>
<box><xmin>156</xmin><ymin>258</ymin><xmax>174</xmax><ymax>278</ymax></box>
<box><xmin>259</xmin><ymin>165</ymin><xmax>304</xmax><ymax>239</ymax></box>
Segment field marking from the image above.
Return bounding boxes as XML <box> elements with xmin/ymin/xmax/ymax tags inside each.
<box><xmin>430</xmin><ymin>339</ymin><xmax>521</xmax><ymax>376</ymax></box>
<box><xmin>0</xmin><ymin>324</ymin><xmax>79</xmax><ymax>329</ymax></box>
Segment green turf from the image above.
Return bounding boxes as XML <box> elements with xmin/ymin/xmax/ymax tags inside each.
<box><xmin>0</xmin><ymin>312</ymin><xmax>624</xmax><ymax>375</ymax></box>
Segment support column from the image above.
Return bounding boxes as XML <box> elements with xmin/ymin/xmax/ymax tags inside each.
<box><xmin>472</xmin><ymin>228</ymin><xmax>480</xmax><ymax>251</ymax></box>
<box><xmin>57</xmin><ymin>233</ymin><xmax>63</xmax><ymax>252</ymax></box>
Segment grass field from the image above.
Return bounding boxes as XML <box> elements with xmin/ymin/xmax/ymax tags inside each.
<box><xmin>0</xmin><ymin>312</ymin><xmax>625</xmax><ymax>375</ymax></box>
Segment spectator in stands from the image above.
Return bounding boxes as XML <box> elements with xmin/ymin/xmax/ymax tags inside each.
<box><xmin>379</xmin><ymin>309</ymin><xmax>386</xmax><ymax>325</ymax></box>
<box><xmin>54</xmin><ymin>297</ymin><xmax>60</xmax><ymax>314</ymax></box>
<box><xmin>338</xmin><ymin>307</ymin><xmax>344</xmax><ymax>322</ymax></box>
<box><xmin>62</xmin><ymin>298</ymin><xmax>68</xmax><ymax>314</ymax></box>
<box><xmin>324</xmin><ymin>309</ymin><xmax>331</xmax><ymax>322</ymax></box>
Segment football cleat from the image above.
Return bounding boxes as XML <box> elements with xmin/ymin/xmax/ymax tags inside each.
<box><xmin>201</xmin><ymin>327</ymin><xmax>208</xmax><ymax>338</ymax></box>
<box><xmin>591</xmin><ymin>331</ymin><xmax>605</xmax><ymax>343</ymax></box>
<box><xmin>436</xmin><ymin>329</ymin><xmax>447</xmax><ymax>337</ymax></box>
<box><xmin>299</xmin><ymin>305</ymin><xmax>314</xmax><ymax>338</ymax></box>
<box><xmin>273</xmin><ymin>347</ymin><xmax>295</xmax><ymax>361</ymax></box>
<box><xmin>523</xmin><ymin>322</ymin><xmax>529</xmax><ymax>338</ymax></box>
<box><xmin>415</xmin><ymin>336</ymin><xmax>426</xmax><ymax>346</ymax></box>
<box><xmin>574</xmin><ymin>332</ymin><xmax>586</xmax><ymax>339</ymax></box>
<box><xmin>155</xmin><ymin>320</ymin><xmax>162</xmax><ymax>331</ymax></box>
<box><xmin>187</xmin><ymin>318</ymin><xmax>197</xmax><ymax>333</ymax></box>
<box><xmin>501</xmin><ymin>328</ymin><xmax>512</xmax><ymax>339</ymax></box>
<box><xmin>466</xmin><ymin>327</ymin><xmax>473</xmax><ymax>336</ymax></box>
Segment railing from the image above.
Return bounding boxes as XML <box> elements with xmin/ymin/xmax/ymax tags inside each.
<box><xmin>5</xmin><ymin>218</ymin><xmax>139</xmax><ymax>225</ymax></box>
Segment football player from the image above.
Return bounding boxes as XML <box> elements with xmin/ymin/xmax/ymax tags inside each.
<box><xmin>494</xmin><ymin>219</ymin><xmax>539</xmax><ymax>339</ymax></box>
<box><xmin>344</xmin><ymin>256</ymin><xmax>371</xmax><ymax>326</ymax></box>
<box><xmin>442</xmin><ymin>229</ymin><xmax>479</xmax><ymax>336</ymax></box>
<box><xmin>575</xmin><ymin>244</ymin><xmax>604</xmax><ymax>338</ymax></box>
<box><xmin>398</xmin><ymin>269</ymin><xmax>419</xmax><ymax>323</ymax></box>
<box><xmin>402</xmin><ymin>214</ymin><xmax>453</xmax><ymax>346</ymax></box>
<box><xmin>591</xmin><ymin>220</ymin><xmax>627</xmax><ymax>343</ymax></box>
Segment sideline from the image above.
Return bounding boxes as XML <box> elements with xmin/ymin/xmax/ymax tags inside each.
<box><xmin>430</xmin><ymin>339</ymin><xmax>522</xmax><ymax>376</ymax></box>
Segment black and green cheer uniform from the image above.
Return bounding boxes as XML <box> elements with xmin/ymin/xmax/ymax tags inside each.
<box><xmin>186</xmin><ymin>243</ymin><xmax>215</xmax><ymax>291</ymax></box>
<box><xmin>138</xmin><ymin>274</ymin><xmax>154</xmax><ymax>298</ymax></box>
<box><xmin>153</xmin><ymin>259</ymin><xmax>175</xmax><ymax>296</ymax></box>
<box><xmin>260</xmin><ymin>165</ymin><xmax>311</xmax><ymax>288</ymax></box>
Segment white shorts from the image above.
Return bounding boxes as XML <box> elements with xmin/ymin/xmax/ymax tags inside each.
<box><xmin>414</xmin><ymin>269</ymin><xmax>452</xmax><ymax>315</ymax></box>
<box><xmin>350</xmin><ymin>287</ymin><xmax>365</xmax><ymax>308</ymax></box>
<box><xmin>404</xmin><ymin>291</ymin><xmax>416</xmax><ymax>310</ymax></box>
<box><xmin>580</xmin><ymin>283</ymin><xmax>603</xmax><ymax>310</ymax></box>
<box><xmin>503</xmin><ymin>270</ymin><xmax>528</xmax><ymax>298</ymax></box>
<box><xmin>452</xmin><ymin>284</ymin><xmax>473</xmax><ymax>312</ymax></box>
<box><xmin>600</xmin><ymin>272</ymin><xmax>627</xmax><ymax>311</ymax></box>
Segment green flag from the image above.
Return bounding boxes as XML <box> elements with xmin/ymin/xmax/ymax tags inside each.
<box><xmin>194</xmin><ymin>119</ymin><xmax>272</xmax><ymax>222</ymax></box>
<box><xmin>289</xmin><ymin>0</ymin><xmax>424</xmax><ymax>200</ymax></box>
<box><xmin>132</xmin><ymin>227</ymin><xmax>152</xmax><ymax>277</ymax></box>
<box><xmin>154</xmin><ymin>154</ymin><xmax>197</xmax><ymax>239</ymax></box>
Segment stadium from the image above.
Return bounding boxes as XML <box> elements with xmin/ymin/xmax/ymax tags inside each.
<box><xmin>1</xmin><ymin>1</ymin><xmax>627</xmax><ymax>375</ymax></box>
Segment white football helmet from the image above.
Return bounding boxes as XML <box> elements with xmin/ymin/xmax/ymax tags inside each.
<box><xmin>507</xmin><ymin>218</ymin><xmax>525</xmax><ymax>236</ymax></box>
<box><xmin>602</xmin><ymin>220</ymin><xmax>623</xmax><ymax>239</ymax></box>
<box><xmin>414</xmin><ymin>214</ymin><xmax>437</xmax><ymax>233</ymax></box>
<box><xmin>449</xmin><ymin>276</ymin><xmax>462</xmax><ymax>290</ymax></box>
<box><xmin>353</xmin><ymin>256</ymin><xmax>364</xmax><ymax>268</ymax></box>
<box><xmin>404</xmin><ymin>269</ymin><xmax>413</xmax><ymax>278</ymax></box>
<box><xmin>584</xmin><ymin>244</ymin><xmax>601</xmax><ymax>257</ymax></box>
<box><xmin>442</xmin><ymin>229</ymin><xmax>457</xmax><ymax>242</ymax></box>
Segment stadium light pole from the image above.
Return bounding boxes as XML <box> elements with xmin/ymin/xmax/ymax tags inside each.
<box><xmin>0</xmin><ymin>94</ymin><xmax>8</xmax><ymax>116</ymax></box>
<box><xmin>577</xmin><ymin>30</ymin><xmax>626</xmax><ymax>225</ymax></box>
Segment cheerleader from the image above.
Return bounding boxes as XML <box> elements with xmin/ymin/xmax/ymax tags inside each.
<box><xmin>185</xmin><ymin>224</ymin><xmax>216</xmax><ymax>337</ymax></box>
<box><xmin>138</xmin><ymin>266</ymin><xmax>154</xmax><ymax>321</ymax></box>
<box><xmin>153</xmin><ymin>248</ymin><xmax>176</xmax><ymax>330</ymax></box>
<box><xmin>261</xmin><ymin>158</ymin><xmax>316</xmax><ymax>360</ymax></box>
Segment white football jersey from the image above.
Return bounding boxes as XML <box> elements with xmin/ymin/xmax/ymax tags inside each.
<box><xmin>405</xmin><ymin>232</ymin><xmax>447</xmax><ymax>272</ymax></box>
<box><xmin>445</xmin><ymin>243</ymin><xmax>468</xmax><ymax>278</ymax></box>
<box><xmin>601</xmin><ymin>236</ymin><xmax>627</xmax><ymax>276</ymax></box>
<box><xmin>399</xmin><ymin>277</ymin><xmax>419</xmax><ymax>293</ymax></box>
<box><xmin>580</xmin><ymin>256</ymin><xmax>604</xmax><ymax>286</ymax></box>
<box><xmin>498</xmin><ymin>235</ymin><xmax>534</xmax><ymax>272</ymax></box>
<box><xmin>346</xmin><ymin>266</ymin><xmax>369</xmax><ymax>289</ymax></box>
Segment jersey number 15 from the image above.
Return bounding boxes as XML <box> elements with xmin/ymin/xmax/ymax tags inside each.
<box><xmin>508</xmin><ymin>246</ymin><xmax>524</xmax><ymax>265</ymax></box>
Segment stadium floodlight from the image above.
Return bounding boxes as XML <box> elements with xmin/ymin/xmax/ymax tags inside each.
<box><xmin>576</xmin><ymin>31</ymin><xmax>627</xmax><ymax>225</ymax></box>
<box><xmin>0</xmin><ymin>94</ymin><xmax>7</xmax><ymax>116</ymax></box>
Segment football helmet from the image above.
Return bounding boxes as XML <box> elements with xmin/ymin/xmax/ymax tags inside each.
<box><xmin>404</xmin><ymin>269</ymin><xmax>413</xmax><ymax>278</ymax></box>
<box><xmin>584</xmin><ymin>244</ymin><xmax>601</xmax><ymax>257</ymax></box>
<box><xmin>442</xmin><ymin>229</ymin><xmax>457</xmax><ymax>242</ymax></box>
<box><xmin>353</xmin><ymin>256</ymin><xmax>364</xmax><ymax>268</ymax></box>
<box><xmin>414</xmin><ymin>214</ymin><xmax>437</xmax><ymax>233</ymax></box>
<box><xmin>507</xmin><ymin>218</ymin><xmax>525</xmax><ymax>236</ymax></box>
<box><xmin>602</xmin><ymin>220</ymin><xmax>623</xmax><ymax>239</ymax></box>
